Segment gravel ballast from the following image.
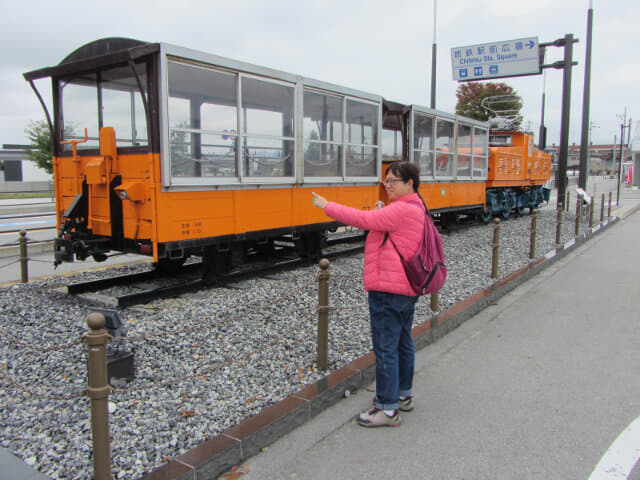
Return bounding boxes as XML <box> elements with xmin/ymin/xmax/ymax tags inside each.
<box><xmin>0</xmin><ymin>205</ymin><xmax>602</xmax><ymax>479</ymax></box>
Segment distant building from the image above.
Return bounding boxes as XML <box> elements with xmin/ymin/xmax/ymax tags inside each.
<box><xmin>544</xmin><ymin>142</ymin><xmax>631</xmax><ymax>176</ymax></box>
<box><xmin>0</xmin><ymin>144</ymin><xmax>52</xmax><ymax>193</ymax></box>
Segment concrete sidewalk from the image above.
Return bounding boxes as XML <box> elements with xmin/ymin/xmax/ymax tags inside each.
<box><xmin>242</xmin><ymin>192</ymin><xmax>640</xmax><ymax>479</ymax></box>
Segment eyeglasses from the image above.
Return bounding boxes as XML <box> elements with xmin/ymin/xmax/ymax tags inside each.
<box><xmin>382</xmin><ymin>178</ymin><xmax>404</xmax><ymax>187</ymax></box>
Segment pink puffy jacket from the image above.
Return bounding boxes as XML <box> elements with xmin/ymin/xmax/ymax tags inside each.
<box><xmin>324</xmin><ymin>193</ymin><xmax>425</xmax><ymax>296</ymax></box>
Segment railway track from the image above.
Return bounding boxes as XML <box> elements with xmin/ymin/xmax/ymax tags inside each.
<box><xmin>66</xmin><ymin>238</ymin><xmax>365</xmax><ymax>308</ymax></box>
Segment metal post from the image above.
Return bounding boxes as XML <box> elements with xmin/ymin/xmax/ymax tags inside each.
<box><xmin>608</xmin><ymin>191</ymin><xmax>612</xmax><ymax>218</ymax></box>
<box><xmin>85</xmin><ymin>312</ymin><xmax>112</xmax><ymax>480</ymax></box>
<box><xmin>566</xmin><ymin>191</ymin><xmax>570</xmax><ymax>212</ymax></box>
<box><xmin>19</xmin><ymin>231</ymin><xmax>28</xmax><ymax>283</ymax></box>
<box><xmin>578</xmin><ymin>3</ymin><xmax>594</xmax><ymax>191</ymax></box>
<box><xmin>589</xmin><ymin>197</ymin><xmax>594</xmax><ymax>229</ymax></box>
<box><xmin>491</xmin><ymin>218</ymin><xmax>500</xmax><ymax>279</ymax></box>
<box><xmin>556</xmin><ymin>33</ymin><xmax>576</xmax><ymax>209</ymax></box>
<box><xmin>430</xmin><ymin>292</ymin><xmax>439</xmax><ymax>312</ymax></box>
<box><xmin>317</xmin><ymin>259</ymin><xmax>330</xmax><ymax>372</ymax></box>
<box><xmin>430</xmin><ymin>0</ymin><xmax>437</xmax><ymax>109</ymax></box>
<box><xmin>575</xmin><ymin>197</ymin><xmax>582</xmax><ymax>236</ymax></box>
<box><xmin>529</xmin><ymin>211</ymin><xmax>537</xmax><ymax>259</ymax></box>
<box><xmin>556</xmin><ymin>203</ymin><xmax>564</xmax><ymax>245</ymax></box>
<box><xmin>600</xmin><ymin>193</ymin><xmax>605</xmax><ymax>224</ymax></box>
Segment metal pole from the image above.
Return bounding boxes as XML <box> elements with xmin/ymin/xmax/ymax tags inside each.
<box><xmin>529</xmin><ymin>211</ymin><xmax>537</xmax><ymax>259</ymax></box>
<box><xmin>556</xmin><ymin>34</ymin><xmax>575</xmax><ymax>210</ymax></box>
<box><xmin>539</xmin><ymin>69</ymin><xmax>547</xmax><ymax>150</ymax></box>
<box><xmin>19</xmin><ymin>230</ymin><xmax>28</xmax><ymax>283</ymax></box>
<box><xmin>491</xmin><ymin>218</ymin><xmax>500</xmax><ymax>279</ymax></box>
<box><xmin>430</xmin><ymin>0</ymin><xmax>437</xmax><ymax>109</ymax></box>
<box><xmin>575</xmin><ymin>196</ymin><xmax>582</xmax><ymax>236</ymax></box>
<box><xmin>578</xmin><ymin>3</ymin><xmax>594</xmax><ymax>190</ymax></box>
<box><xmin>430</xmin><ymin>292</ymin><xmax>439</xmax><ymax>312</ymax></box>
<box><xmin>608</xmin><ymin>191</ymin><xmax>612</xmax><ymax>218</ymax></box>
<box><xmin>600</xmin><ymin>193</ymin><xmax>605</xmax><ymax>224</ymax></box>
<box><xmin>556</xmin><ymin>203</ymin><xmax>564</xmax><ymax>245</ymax></box>
<box><xmin>85</xmin><ymin>313</ymin><xmax>112</xmax><ymax>480</ymax></box>
<box><xmin>617</xmin><ymin>122</ymin><xmax>624</xmax><ymax>206</ymax></box>
<box><xmin>317</xmin><ymin>259</ymin><xmax>330</xmax><ymax>371</ymax></box>
<box><xmin>589</xmin><ymin>196</ymin><xmax>594</xmax><ymax>229</ymax></box>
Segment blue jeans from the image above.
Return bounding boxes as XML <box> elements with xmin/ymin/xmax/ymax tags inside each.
<box><xmin>368</xmin><ymin>291</ymin><xmax>418</xmax><ymax>411</ymax></box>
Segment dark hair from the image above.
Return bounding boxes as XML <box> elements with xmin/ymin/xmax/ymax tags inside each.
<box><xmin>387</xmin><ymin>161</ymin><xmax>420</xmax><ymax>192</ymax></box>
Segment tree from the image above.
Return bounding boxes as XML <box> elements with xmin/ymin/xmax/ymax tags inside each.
<box><xmin>24</xmin><ymin>120</ymin><xmax>53</xmax><ymax>174</ymax></box>
<box><xmin>455</xmin><ymin>82</ymin><xmax>523</xmax><ymax>127</ymax></box>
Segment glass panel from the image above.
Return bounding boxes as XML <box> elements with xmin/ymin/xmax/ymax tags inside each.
<box><xmin>168</xmin><ymin>97</ymin><xmax>190</xmax><ymax>130</ymax></box>
<box><xmin>242</xmin><ymin>77</ymin><xmax>294</xmax><ymax>137</ymax></box>
<box><xmin>200</xmin><ymin>133</ymin><xmax>237</xmax><ymax>176</ymax></box>
<box><xmin>413</xmin><ymin>114</ymin><xmax>433</xmax><ymax>152</ymax></box>
<box><xmin>382</xmin><ymin>129</ymin><xmax>401</xmax><ymax>162</ymax></box>
<box><xmin>457</xmin><ymin>154</ymin><xmax>472</xmax><ymax>177</ymax></box>
<box><xmin>473</xmin><ymin>156</ymin><xmax>487</xmax><ymax>177</ymax></box>
<box><xmin>474</xmin><ymin>127</ymin><xmax>488</xmax><ymax>156</ymax></box>
<box><xmin>170</xmin><ymin>129</ymin><xmax>196</xmax><ymax>177</ymax></box>
<box><xmin>61</xmin><ymin>75</ymin><xmax>100</xmax><ymax>149</ymax></box>
<box><xmin>346</xmin><ymin>146</ymin><xmax>376</xmax><ymax>176</ymax></box>
<box><xmin>201</xmin><ymin>103</ymin><xmax>237</xmax><ymax>134</ymax></box>
<box><xmin>436</xmin><ymin>153</ymin><xmax>454</xmax><ymax>177</ymax></box>
<box><xmin>303</xmin><ymin>90</ymin><xmax>342</xmax><ymax>143</ymax></box>
<box><xmin>457</xmin><ymin>124</ymin><xmax>472</xmax><ymax>151</ymax></box>
<box><xmin>243</xmin><ymin>137</ymin><xmax>293</xmax><ymax>177</ymax></box>
<box><xmin>414</xmin><ymin>150</ymin><xmax>433</xmax><ymax>176</ymax></box>
<box><xmin>346</xmin><ymin>99</ymin><xmax>378</xmax><ymax>145</ymax></box>
<box><xmin>436</xmin><ymin>118</ymin><xmax>454</xmax><ymax>151</ymax></box>
<box><xmin>304</xmin><ymin>141</ymin><xmax>340</xmax><ymax>176</ymax></box>
<box><xmin>101</xmin><ymin>64</ymin><xmax>148</xmax><ymax>147</ymax></box>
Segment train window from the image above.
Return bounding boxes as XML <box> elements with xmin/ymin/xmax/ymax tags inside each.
<box><xmin>60</xmin><ymin>76</ymin><xmax>100</xmax><ymax>149</ymax></box>
<box><xmin>413</xmin><ymin>113</ymin><xmax>434</xmax><ymax>176</ymax></box>
<box><xmin>435</xmin><ymin>119</ymin><xmax>454</xmax><ymax>177</ymax></box>
<box><xmin>168</xmin><ymin>61</ymin><xmax>238</xmax><ymax>178</ymax></box>
<box><xmin>60</xmin><ymin>63</ymin><xmax>149</xmax><ymax>153</ymax></box>
<box><xmin>345</xmin><ymin>99</ymin><xmax>378</xmax><ymax>177</ymax></box>
<box><xmin>100</xmin><ymin>64</ymin><xmax>148</xmax><ymax>147</ymax></box>
<box><xmin>457</xmin><ymin>124</ymin><xmax>472</xmax><ymax>177</ymax></box>
<box><xmin>472</xmin><ymin>127</ymin><xmax>488</xmax><ymax>178</ymax></box>
<box><xmin>382</xmin><ymin>129</ymin><xmax>401</xmax><ymax>162</ymax></box>
<box><xmin>303</xmin><ymin>90</ymin><xmax>342</xmax><ymax>176</ymax></box>
<box><xmin>241</xmin><ymin>76</ymin><xmax>295</xmax><ymax>177</ymax></box>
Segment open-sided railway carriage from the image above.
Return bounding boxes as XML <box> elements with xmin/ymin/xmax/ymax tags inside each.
<box><xmin>24</xmin><ymin>38</ymin><xmax>551</xmax><ymax>273</ymax></box>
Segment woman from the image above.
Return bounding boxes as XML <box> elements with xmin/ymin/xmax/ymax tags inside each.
<box><xmin>312</xmin><ymin>161</ymin><xmax>425</xmax><ymax>427</ymax></box>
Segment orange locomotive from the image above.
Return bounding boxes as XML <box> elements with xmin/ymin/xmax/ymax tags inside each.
<box><xmin>24</xmin><ymin>38</ymin><xmax>550</xmax><ymax>272</ymax></box>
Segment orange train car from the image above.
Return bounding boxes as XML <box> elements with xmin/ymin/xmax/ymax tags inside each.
<box><xmin>24</xmin><ymin>38</ymin><xmax>550</xmax><ymax>272</ymax></box>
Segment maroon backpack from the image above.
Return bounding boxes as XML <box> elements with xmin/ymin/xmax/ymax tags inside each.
<box><xmin>384</xmin><ymin>198</ymin><xmax>447</xmax><ymax>295</ymax></box>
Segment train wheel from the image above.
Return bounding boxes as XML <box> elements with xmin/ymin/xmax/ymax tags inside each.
<box><xmin>155</xmin><ymin>257</ymin><xmax>186</xmax><ymax>274</ymax></box>
<box><xmin>295</xmin><ymin>232</ymin><xmax>325</xmax><ymax>261</ymax></box>
<box><xmin>501</xmin><ymin>204</ymin><xmax>511</xmax><ymax>219</ymax></box>
<box><xmin>517</xmin><ymin>205</ymin><xmax>527</xmax><ymax>216</ymax></box>
<box><xmin>479</xmin><ymin>207</ymin><xmax>492</xmax><ymax>224</ymax></box>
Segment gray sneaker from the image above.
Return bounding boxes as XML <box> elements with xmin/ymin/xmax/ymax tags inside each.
<box><xmin>357</xmin><ymin>408</ymin><xmax>401</xmax><ymax>428</ymax></box>
<box><xmin>398</xmin><ymin>396</ymin><xmax>414</xmax><ymax>412</ymax></box>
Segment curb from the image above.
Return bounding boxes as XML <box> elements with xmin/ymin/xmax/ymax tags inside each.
<box><xmin>143</xmin><ymin>216</ymin><xmax>621</xmax><ymax>480</ymax></box>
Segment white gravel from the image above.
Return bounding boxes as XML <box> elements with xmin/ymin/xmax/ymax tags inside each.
<box><xmin>0</xmin><ymin>204</ymin><xmax>604</xmax><ymax>479</ymax></box>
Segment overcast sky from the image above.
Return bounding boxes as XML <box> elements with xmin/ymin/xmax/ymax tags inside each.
<box><xmin>2</xmin><ymin>0</ymin><xmax>638</xmax><ymax>148</ymax></box>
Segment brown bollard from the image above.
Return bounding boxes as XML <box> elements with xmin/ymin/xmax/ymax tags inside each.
<box><xmin>529</xmin><ymin>210</ymin><xmax>537</xmax><ymax>259</ymax></box>
<box><xmin>589</xmin><ymin>198</ymin><xmax>594</xmax><ymax>229</ymax></box>
<box><xmin>608</xmin><ymin>191</ymin><xmax>612</xmax><ymax>219</ymax></box>
<box><xmin>575</xmin><ymin>197</ymin><xmax>581</xmax><ymax>236</ymax></box>
<box><xmin>85</xmin><ymin>313</ymin><xmax>112</xmax><ymax>480</ymax></box>
<box><xmin>430</xmin><ymin>292</ymin><xmax>439</xmax><ymax>312</ymax></box>
<box><xmin>556</xmin><ymin>203</ymin><xmax>563</xmax><ymax>245</ymax></box>
<box><xmin>491</xmin><ymin>218</ymin><xmax>500</xmax><ymax>279</ymax></box>
<box><xmin>19</xmin><ymin>230</ymin><xmax>28</xmax><ymax>283</ymax></box>
<box><xmin>317</xmin><ymin>259</ymin><xmax>330</xmax><ymax>372</ymax></box>
<box><xmin>566</xmin><ymin>191</ymin><xmax>570</xmax><ymax>212</ymax></box>
<box><xmin>600</xmin><ymin>194</ymin><xmax>605</xmax><ymax>224</ymax></box>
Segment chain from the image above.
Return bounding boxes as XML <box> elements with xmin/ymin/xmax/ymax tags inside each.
<box><xmin>0</xmin><ymin>366</ymin><xmax>85</xmax><ymax>401</ymax></box>
<box><xmin>0</xmin><ymin>259</ymin><xmax>19</xmax><ymax>270</ymax></box>
<box><xmin>0</xmin><ymin>327</ymin><xmax>84</xmax><ymax>352</ymax></box>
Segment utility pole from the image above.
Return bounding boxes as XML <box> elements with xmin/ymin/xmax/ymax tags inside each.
<box><xmin>617</xmin><ymin>109</ymin><xmax>632</xmax><ymax>206</ymax></box>
<box><xmin>578</xmin><ymin>0</ymin><xmax>594</xmax><ymax>191</ymax></box>
<box><xmin>430</xmin><ymin>0</ymin><xmax>437</xmax><ymax>109</ymax></box>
